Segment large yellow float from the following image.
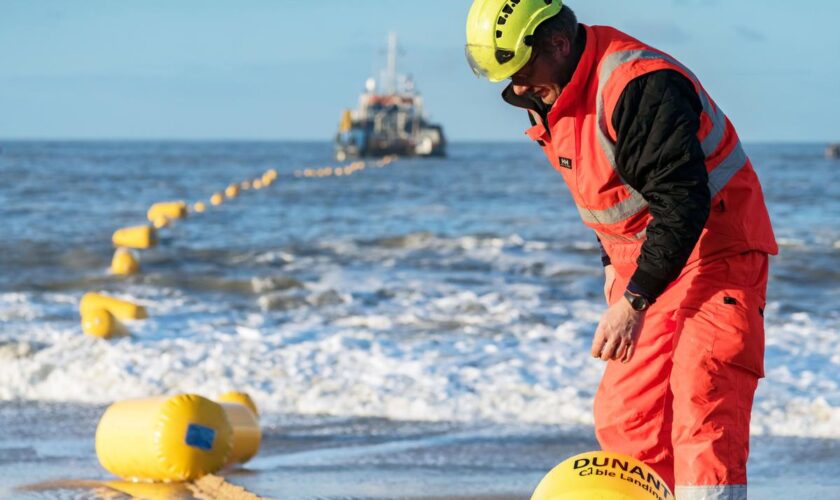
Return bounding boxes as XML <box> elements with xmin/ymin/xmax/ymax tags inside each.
<box><xmin>95</xmin><ymin>393</ymin><xmax>261</xmax><ymax>482</ymax></box>
<box><xmin>531</xmin><ymin>451</ymin><xmax>673</xmax><ymax>500</ymax></box>
<box><xmin>95</xmin><ymin>394</ymin><xmax>234</xmax><ymax>482</ymax></box>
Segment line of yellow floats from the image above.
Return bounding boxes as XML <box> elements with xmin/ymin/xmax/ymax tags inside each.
<box><xmin>85</xmin><ymin>168</ymin><xmax>281</xmax><ymax>339</ymax></box>
<box><xmin>75</xmin><ymin>156</ymin><xmax>399</xmax><ymax>484</ymax></box>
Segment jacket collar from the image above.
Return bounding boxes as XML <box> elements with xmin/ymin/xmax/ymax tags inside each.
<box><xmin>501</xmin><ymin>24</ymin><xmax>595</xmax><ymax>120</ymax></box>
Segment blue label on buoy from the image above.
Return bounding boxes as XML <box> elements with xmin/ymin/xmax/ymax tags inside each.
<box><xmin>185</xmin><ymin>423</ymin><xmax>216</xmax><ymax>450</ymax></box>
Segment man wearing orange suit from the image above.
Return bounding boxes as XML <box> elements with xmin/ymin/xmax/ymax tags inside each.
<box><xmin>465</xmin><ymin>1</ymin><xmax>777</xmax><ymax>498</ymax></box>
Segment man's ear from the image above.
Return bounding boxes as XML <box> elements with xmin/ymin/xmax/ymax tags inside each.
<box><xmin>549</xmin><ymin>33</ymin><xmax>572</xmax><ymax>58</ymax></box>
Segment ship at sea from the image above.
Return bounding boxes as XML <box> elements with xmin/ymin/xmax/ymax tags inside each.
<box><xmin>334</xmin><ymin>33</ymin><xmax>446</xmax><ymax>161</ymax></box>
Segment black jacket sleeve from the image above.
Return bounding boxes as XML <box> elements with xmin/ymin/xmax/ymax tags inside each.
<box><xmin>612</xmin><ymin>70</ymin><xmax>711</xmax><ymax>300</ymax></box>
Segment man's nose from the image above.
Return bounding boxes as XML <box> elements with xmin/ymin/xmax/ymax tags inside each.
<box><xmin>512</xmin><ymin>84</ymin><xmax>531</xmax><ymax>96</ymax></box>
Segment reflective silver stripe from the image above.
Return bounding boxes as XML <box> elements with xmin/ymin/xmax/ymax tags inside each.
<box><xmin>675</xmin><ymin>484</ymin><xmax>747</xmax><ymax>500</ymax></box>
<box><xmin>699</xmin><ymin>89</ymin><xmax>727</xmax><ymax>157</ymax></box>
<box><xmin>708</xmin><ymin>141</ymin><xmax>748</xmax><ymax>197</ymax></box>
<box><xmin>583</xmin><ymin>49</ymin><xmax>735</xmax><ymax>228</ymax></box>
<box><xmin>586</xmin><ymin>139</ymin><xmax>747</xmax><ymax>235</ymax></box>
<box><xmin>595</xmin><ymin>49</ymin><xmax>699</xmax><ymax>174</ymax></box>
<box><xmin>595</xmin><ymin>228</ymin><xmax>647</xmax><ymax>243</ymax></box>
<box><xmin>590</xmin><ymin>50</ymin><xmax>666</xmax><ymax>226</ymax></box>
<box><xmin>577</xmin><ymin>189</ymin><xmax>647</xmax><ymax>225</ymax></box>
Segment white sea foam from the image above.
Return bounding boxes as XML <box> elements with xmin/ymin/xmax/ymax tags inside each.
<box><xmin>2</xmin><ymin>276</ymin><xmax>839</xmax><ymax>439</ymax></box>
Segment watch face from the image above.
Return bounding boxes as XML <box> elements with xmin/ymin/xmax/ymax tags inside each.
<box><xmin>633</xmin><ymin>295</ymin><xmax>646</xmax><ymax>310</ymax></box>
<box><xmin>625</xmin><ymin>291</ymin><xmax>647</xmax><ymax>311</ymax></box>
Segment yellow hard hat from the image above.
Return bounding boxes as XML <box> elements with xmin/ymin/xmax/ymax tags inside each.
<box><xmin>465</xmin><ymin>0</ymin><xmax>563</xmax><ymax>82</ymax></box>
<box><xmin>531</xmin><ymin>451</ymin><xmax>673</xmax><ymax>500</ymax></box>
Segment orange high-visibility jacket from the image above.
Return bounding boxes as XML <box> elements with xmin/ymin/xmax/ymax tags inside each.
<box><xmin>521</xmin><ymin>25</ymin><xmax>778</xmax><ymax>286</ymax></box>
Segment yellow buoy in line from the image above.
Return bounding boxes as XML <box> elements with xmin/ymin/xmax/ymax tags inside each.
<box><xmin>218</xmin><ymin>391</ymin><xmax>259</xmax><ymax>417</ymax></box>
<box><xmin>112</xmin><ymin>225</ymin><xmax>157</xmax><ymax>250</ymax></box>
<box><xmin>219</xmin><ymin>402</ymin><xmax>260</xmax><ymax>465</ymax></box>
<box><xmin>147</xmin><ymin>201</ymin><xmax>187</xmax><ymax>223</ymax></box>
<box><xmin>252</xmin><ymin>180</ymin><xmax>263</xmax><ymax>190</ymax></box>
<box><xmin>240</xmin><ymin>180</ymin><xmax>252</xmax><ymax>190</ymax></box>
<box><xmin>110</xmin><ymin>248</ymin><xmax>140</xmax><ymax>276</ymax></box>
<box><xmin>210</xmin><ymin>193</ymin><xmax>224</xmax><ymax>206</ymax></box>
<box><xmin>530</xmin><ymin>451</ymin><xmax>673</xmax><ymax>500</ymax></box>
<box><xmin>95</xmin><ymin>394</ymin><xmax>233</xmax><ymax>482</ymax></box>
<box><xmin>80</xmin><ymin>292</ymin><xmax>148</xmax><ymax>320</ymax></box>
<box><xmin>193</xmin><ymin>201</ymin><xmax>206</xmax><ymax>213</ymax></box>
<box><xmin>225</xmin><ymin>184</ymin><xmax>240</xmax><ymax>199</ymax></box>
<box><xmin>152</xmin><ymin>216</ymin><xmax>169</xmax><ymax>229</ymax></box>
<box><xmin>261</xmin><ymin>170</ymin><xmax>276</xmax><ymax>185</ymax></box>
<box><xmin>81</xmin><ymin>308</ymin><xmax>127</xmax><ymax>339</ymax></box>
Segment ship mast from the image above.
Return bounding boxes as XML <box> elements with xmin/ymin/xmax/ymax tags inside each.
<box><xmin>384</xmin><ymin>32</ymin><xmax>398</xmax><ymax>95</ymax></box>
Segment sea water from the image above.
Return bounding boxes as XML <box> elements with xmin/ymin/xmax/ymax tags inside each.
<box><xmin>0</xmin><ymin>141</ymin><xmax>838</xmax><ymax>440</ymax></box>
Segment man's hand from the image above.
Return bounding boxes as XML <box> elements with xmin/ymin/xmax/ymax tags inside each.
<box><xmin>591</xmin><ymin>296</ymin><xmax>645</xmax><ymax>363</ymax></box>
<box><xmin>603</xmin><ymin>264</ymin><xmax>616</xmax><ymax>304</ymax></box>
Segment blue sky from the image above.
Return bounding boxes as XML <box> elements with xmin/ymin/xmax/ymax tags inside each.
<box><xmin>2</xmin><ymin>0</ymin><xmax>839</xmax><ymax>142</ymax></box>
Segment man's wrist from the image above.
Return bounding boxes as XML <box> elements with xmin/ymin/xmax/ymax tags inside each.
<box><xmin>623</xmin><ymin>289</ymin><xmax>651</xmax><ymax>312</ymax></box>
<box><xmin>626</xmin><ymin>281</ymin><xmax>656</xmax><ymax>304</ymax></box>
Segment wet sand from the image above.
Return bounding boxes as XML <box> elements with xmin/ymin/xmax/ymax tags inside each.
<box><xmin>2</xmin><ymin>402</ymin><xmax>839</xmax><ymax>499</ymax></box>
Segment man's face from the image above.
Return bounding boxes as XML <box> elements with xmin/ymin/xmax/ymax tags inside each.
<box><xmin>510</xmin><ymin>35</ymin><xmax>573</xmax><ymax>106</ymax></box>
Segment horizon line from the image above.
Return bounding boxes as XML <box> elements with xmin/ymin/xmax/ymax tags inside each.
<box><xmin>0</xmin><ymin>138</ymin><xmax>833</xmax><ymax>146</ymax></box>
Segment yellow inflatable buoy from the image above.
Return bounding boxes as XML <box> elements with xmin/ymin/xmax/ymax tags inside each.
<box><xmin>210</xmin><ymin>193</ymin><xmax>224</xmax><ymax>206</ymax></box>
<box><xmin>218</xmin><ymin>391</ymin><xmax>259</xmax><ymax>417</ymax></box>
<box><xmin>81</xmin><ymin>308</ymin><xmax>127</xmax><ymax>339</ymax></box>
<box><xmin>112</xmin><ymin>225</ymin><xmax>156</xmax><ymax>250</ymax></box>
<box><xmin>110</xmin><ymin>248</ymin><xmax>140</xmax><ymax>276</ymax></box>
<box><xmin>219</xmin><ymin>402</ymin><xmax>260</xmax><ymax>465</ymax></box>
<box><xmin>147</xmin><ymin>201</ymin><xmax>187</xmax><ymax>223</ymax></box>
<box><xmin>95</xmin><ymin>394</ymin><xmax>233</xmax><ymax>482</ymax></box>
<box><xmin>80</xmin><ymin>292</ymin><xmax>148</xmax><ymax>320</ymax></box>
<box><xmin>531</xmin><ymin>451</ymin><xmax>673</xmax><ymax>500</ymax></box>
<box><xmin>225</xmin><ymin>184</ymin><xmax>240</xmax><ymax>199</ymax></box>
<box><xmin>240</xmin><ymin>180</ymin><xmax>252</xmax><ymax>190</ymax></box>
<box><xmin>252</xmin><ymin>180</ymin><xmax>263</xmax><ymax>190</ymax></box>
<box><xmin>193</xmin><ymin>201</ymin><xmax>206</xmax><ymax>213</ymax></box>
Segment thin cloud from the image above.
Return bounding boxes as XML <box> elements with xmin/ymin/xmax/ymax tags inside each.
<box><xmin>626</xmin><ymin>23</ymin><xmax>692</xmax><ymax>44</ymax></box>
<box><xmin>735</xmin><ymin>25</ymin><xmax>767</xmax><ymax>42</ymax></box>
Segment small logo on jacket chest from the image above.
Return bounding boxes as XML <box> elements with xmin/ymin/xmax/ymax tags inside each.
<box><xmin>558</xmin><ymin>157</ymin><xmax>573</xmax><ymax>169</ymax></box>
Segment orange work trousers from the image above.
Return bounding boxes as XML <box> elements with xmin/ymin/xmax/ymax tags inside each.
<box><xmin>595</xmin><ymin>250</ymin><xmax>768</xmax><ymax>499</ymax></box>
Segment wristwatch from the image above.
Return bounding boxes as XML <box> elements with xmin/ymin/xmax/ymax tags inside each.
<box><xmin>624</xmin><ymin>290</ymin><xmax>651</xmax><ymax>311</ymax></box>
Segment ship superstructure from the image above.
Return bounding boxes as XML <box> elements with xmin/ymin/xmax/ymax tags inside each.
<box><xmin>334</xmin><ymin>33</ymin><xmax>446</xmax><ymax>161</ymax></box>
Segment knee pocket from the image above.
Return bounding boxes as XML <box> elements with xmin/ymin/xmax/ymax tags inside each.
<box><xmin>674</xmin><ymin>288</ymin><xmax>765</xmax><ymax>378</ymax></box>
